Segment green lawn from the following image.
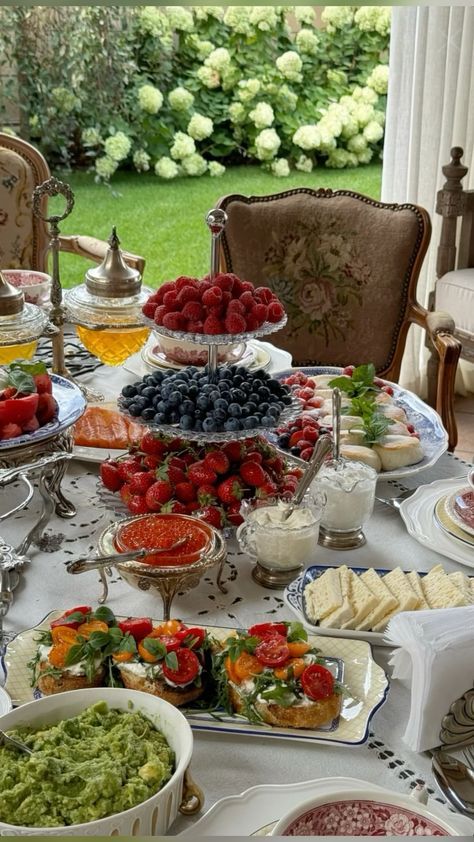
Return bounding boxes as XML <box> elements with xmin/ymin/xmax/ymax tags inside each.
<box><xmin>55</xmin><ymin>164</ymin><xmax>382</xmax><ymax>288</ymax></box>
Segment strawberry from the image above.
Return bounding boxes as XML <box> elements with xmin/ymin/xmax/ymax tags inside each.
<box><xmin>33</xmin><ymin>373</ymin><xmax>53</xmax><ymax>394</ymax></box>
<box><xmin>129</xmin><ymin>471</ymin><xmax>155</xmax><ymax>495</ymax></box>
<box><xmin>127</xmin><ymin>494</ymin><xmax>150</xmax><ymax>515</ymax></box>
<box><xmin>163</xmin><ymin>312</ymin><xmax>187</xmax><ymax>331</ymax></box>
<box><xmin>305</xmin><ymin>397</ymin><xmax>324</xmax><ymax>409</ymax></box>
<box><xmin>254</xmin><ymin>286</ymin><xmax>274</xmax><ymax>304</ymax></box>
<box><xmin>182</xmin><ymin>300</ymin><xmax>204</xmax><ymax>321</ymax></box>
<box><xmin>164</xmin><ymin>463</ymin><xmax>187</xmax><ymax>485</ymax></box>
<box><xmin>0</xmin><ymin>422</ymin><xmax>22</xmax><ymax>439</ymax></box>
<box><xmin>264</xmin><ymin>454</ymin><xmax>285</xmax><ymax>475</ymax></box>
<box><xmin>99</xmin><ymin>459</ymin><xmax>123</xmax><ymax>491</ymax></box>
<box><xmin>197</xmin><ymin>484</ymin><xmax>217</xmax><ymax>505</ymax></box>
<box><xmin>256</xmin><ymin>478</ymin><xmax>278</xmax><ymax>498</ymax></box>
<box><xmin>140</xmin><ymin>432</ymin><xmax>167</xmax><ymax>457</ymax></box>
<box><xmin>143</xmin><ymin>455</ymin><xmax>160</xmax><ymax>470</ymax></box>
<box><xmin>241</xmin><ymin>450</ymin><xmax>262</xmax><ymax>465</ymax></box>
<box><xmin>202</xmin><ymin>286</ymin><xmax>222</xmax><ymax>307</ymax></box>
<box><xmin>169</xmin><ymin>500</ymin><xmax>187</xmax><ymax>515</ymax></box>
<box><xmin>224</xmin><ymin>312</ymin><xmax>246</xmax><ymax>334</ymax></box>
<box><xmin>142</xmin><ymin>300</ymin><xmax>157</xmax><ymax>319</ymax></box>
<box><xmin>185</xmin><ymin>501</ymin><xmax>200</xmax><ymax>514</ymax></box>
<box><xmin>145</xmin><ymin>479</ymin><xmax>173</xmax><ymax>510</ymax></box>
<box><xmin>119</xmin><ymin>483</ymin><xmax>132</xmax><ymax>505</ymax></box>
<box><xmin>217</xmin><ymin>475</ymin><xmax>244</xmax><ymax>505</ymax></box>
<box><xmin>289</xmin><ymin>430</ymin><xmax>305</xmax><ymax>447</ymax></box>
<box><xmin>117</xmin><ymin>458</ymin><xmax>143</xmax><ymax>482</ymax></box>
<box><xmin>162</xmin><ymin>290</ymin><xmax>178</xmax><ymax>309</ymax></box>
<box><xmin>226</xmin><ymin>501</ymin><xmax>244</xmax><ymax>527</ymax></box>
<box><xmin>223</xmin><ymin>441</ymin><xmax>244</xmax><ymax>462</ymax></box>
<box><xmin>239</xmin><ymin>462</ymin><xmax>266</xmax><ymax>487</ymax></box>
<box><xmin>200</xmin><ymin>505</ymin><xmax>224</xmax><ymax>529</ymax></box>
<box><xmin>36</xmin><ymin>393</ymin><xmax>58</xmax><ymax>425</ymax></box>
<box><xmin>175</xmin><ymin>481</ymin><xmax>197</xmax><ymax>503</ymax></box>
<box><xmin>188</xmin><ymin>460</ymin><xmax>217</xmax><ymax>487</ymax></box>
<box><xmin>204</xmin><ymin>450</ymin><xmax>230</xmax><ymax>474</ymax></box>
<box><xmin>297</xmin><ymin>387</ymin><xmax>315</xmax><ymax>401</ymax></box>
<box><xmin>203</xmin><ymin>314</ymin><xmax>224</xmax><ymax>335</ymax></box>
<box><xmin>267</xmin><ymin>300</ymin><xmax>285</xmax><ymax>322</ymax></box>
<box><xmin>153</xmin><ymin>305</ymin><xmax>168</xmax><ymax>325</ymax></box>
<box><xmin>177</xmin><ymin>286</ymin><xmax>200</xmax><ymax>306</ymax></box>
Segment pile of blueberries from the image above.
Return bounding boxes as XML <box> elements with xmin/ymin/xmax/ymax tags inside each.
<box><xmin>119</xmin><ymin>365</ymin><xmax>293</xmax><ymax>433</ymax></box>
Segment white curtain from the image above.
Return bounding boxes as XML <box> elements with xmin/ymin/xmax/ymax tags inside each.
<box><xmin>382</xmin><ymin>5</ymin><xmax>474</xmax><ymax>396</ymax></box>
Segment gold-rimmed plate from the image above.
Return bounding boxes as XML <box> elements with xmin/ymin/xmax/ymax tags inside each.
<box><xmin>434</xmin><ymin>495</ymin><xmax>474</xmax><ymax>548</ymax></box>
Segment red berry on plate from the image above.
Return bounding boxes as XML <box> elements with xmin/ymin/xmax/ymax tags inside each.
<box><xmin>145</xmin><ymin>479</ymin><xmax>173</xmax><ymax>510</ymax></box>
<box><xmin>239</xmin><ymin>291</ymin><xmax>255</xmax><ymax>310</ymax></box>
<box><xmin>300</xmin><ymin>447</ymin><xmax>314</xmax><ymax>461</ymax></box>
<box><xmin>162</xmin><ymin>312</ymin><xmax>186</xmax><ymax>331</ymax></box>
<box><xmin>188</xmin><ymin>460</ymin><xmax>218</xmax><ymax>487</ymax></box>
<box><xmin>204</xmin><ymin>450</ymin><xmax>230</xmax><ymax>474</ymax></box>
<box><xmin>224</xmin><ymin>312</ymin><xmax>247</xmax><ymax>334</ymax></box>
<box><xmin>217</xmin><ymin>475</ymin><xmax>244</xmax><ymax>505</ymax></box>
<box><xmin>197</xmin><ymin>484</ymin><xmax>218</xmax><ymax>505</ymax></box>
<box><xmin>267</xmin><ymin>300</ymin><xmax>285</xmax><ymax>323</ymax></box>
<box><xmin>202</xmin><ymin>286</ymin><xmax>223</xmax><ymax>307</ymax></box>
<box><xmin>127</xmin><ymin>494</ymin><xmax>150</xmax><ymax>515</ymax></box>
<box><xmin>175</xmin><ymin>481</ymin><xmax>197</xmax><ymax>503</ymax></box>
<box><xmin>140</xmin><ymin>432</ymin><xmax>167</xmax><ymax>457</ymax></box>
<box><xmin>153</xmin><ymin>305</ymin><xmax>168</xmax><ymax>325</ymax></box>
<box><xmin>382</xmin><ymin>385</ymin><xmax>394</xmax><ymax>396</ymax></box>
<box><xmin>251</xmin><ymin>303</ymin><xmax>268</xmax><ymax>325</ymax></box>
<box><xmin>199</xmin><ymin>504</ymin><xmax>224</xmax><ymax>529</ymax></box>
<box><xmin>227</xmin><ymin>299</ymin><xmax>245</xmax><ymax>315</ymax></box>
<box><xmin>182</xmin><ymin>301</ymin><xmax>204</xmax><ymax>321</ymax></box>
<box><xmin>129</xmin><ymin>471</ymin><xmax>155</xmax><ymax>495</ymax></box>
<box><xmin>142</xmin><ymin>300</ymin><xmax>157</xmax><ymax>319</ymax></box>
<box><xmin>239</xmin><ymin>462</ymin><xmax>267</xmax><ymax>487</ymax></box>
<box><xmin>254</xmin><ymin>286</ymin><xmax>273</xmax><ymax>304</ymax></box>
<box><xmin>203</xmin><ymin>314</ymin><xmax>224</xmax><ymax>335</ymax></box>
<box><xmin>162</xmin><ymin>290</ymin><xmax>178</xmax><ymax>309</ymax></box>
<box><xmin>213</xmin><ymin>273</ymin><xmax>235</xmax><ymax>292</ymax></box>
<box><xmin>177</xmin><ymin>286</ymin><xmax>200</xmax><ymax>306</ymax></box>
<box><xmin>119</xmin><ymin>483</ymin><xmax>132</xmax><ymax>504</ymax></box>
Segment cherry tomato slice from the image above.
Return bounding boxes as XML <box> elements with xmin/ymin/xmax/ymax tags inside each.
<box><xmin>300</xmin><ymin>664</ymin><xmax>335</xmax><ymax>701</ymax></box>
<box><xmin>160</xmin><ymin>634</ymin><xmax>182</xmax><ymax>652</ymax></box>
<box><xmin>118</xmin><ymin>617</ymin><xmax>153</xmax><ymax>642</ymax></box>
<box><xmin>176</xmin><ymin>627</ymin><xmax>206</xmax><ymax>649</ymax></box>
<box><xmin>162</xmin><ymin>648</ymin><xmax>200</xmax><ymax>685</ymax></box>
<box><xmin>248</xmin><ymin>622</ymin><xmax>287</xmax><ymax>639</ymax></box>
<box><xmin>255</xmin><ymin>634</ymin><xmax>290</xmax><ymax>667</ymax></box>
<box><xmin>50</xmin><ymin>606</ymin><xmax>92</xmax><ymax>630</ymax></box>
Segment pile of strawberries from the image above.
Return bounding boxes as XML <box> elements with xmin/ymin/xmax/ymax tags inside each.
<box><xmin>0</xmin><ymin>361</ymin><xmax>58</xmax><ymax>441</ymax></box>
<box><xmin>99</xmin><ymin>431</ymin><xmax>303</xmax><ymax>528</ymax></box>
<box><xmin>142</xmin><ymin>273</ymin><xmax>285</xmax><ymax>336</ymax></box>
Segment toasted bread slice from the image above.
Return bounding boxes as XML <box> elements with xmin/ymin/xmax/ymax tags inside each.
<box><xmin>118</xmin><ymin>666</ymin><xmax>204</xmax><ymax>707</ymax></box>
<box><xmin>228</xmin><ymin>685</ymin><xmax>341</xmax><ymax>729</ymax></box>
<box><xmin>37</xmin><ymin>662</ymin><xmax>106</xmax><ymax>695</ymax></box>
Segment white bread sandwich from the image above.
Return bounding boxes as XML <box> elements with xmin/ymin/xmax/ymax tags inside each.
<box><xmin>421</xmin><ymin>566</ymin><xmax>469</xmax><ymax>609</ymax></box>
<box><xmin>356</xmin><ymin>568</ymin><xmax>399</xmax><ymax>631</ymax></box>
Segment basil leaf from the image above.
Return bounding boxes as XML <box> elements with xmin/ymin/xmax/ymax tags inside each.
<box><xmin>352</xmin><ymin>363</ymin><xmax>375</xmax><ymax>385</ymax></box>
<box><xmin>0</xmin><ymin>369</ymin><xmax>9</xmax><ymax>390</ymax></box>
<box><xmin>327</xmin><ymin>375</ymin><xmax>354</xmax><ymax>392</ymax></box>
<box><xmin>87</xmin><ymin>631</ymin><xmax>111</xmax><ymax>650</ymax></box>
<box><xmin>286</xmin><ymin>621</ymin><xmax>308</xmax><ymax>643</ymax></box>
<box><xmin>9</xmin><ymin>359</ymin><xmax>47</xmax><ymax>376</ymax></box>
<box><xmin>7</xmin><ymin>368</ymin><xmax>35</xmax><ymax>394</ymax></box>
<box><xmin>64</xmin><ymin>643</ymin><xmax>86</xmax><ymax>666</ymax></box>
<box><xmin>119</xmin><ymin>633</ymin><xmax>137</xmax><ymax>654</ymax></box>
<box><xmin>142</xmin><ymin>637</ymin><xmax>166</xmax><ymax>659</ymax></box>
<box><xmin>108</xmin><ymin>626</ymin><xmax>123</xmax><ymax>643</ymax></box>
<box><xmin>164</xmin><ymin>650</ymin><xmax>179</xmax><ymax>671</ymax></box>
<box><xmin>93</xmin><ymin>605</ymin><xmax>116</xmax><ymax>625</ymax></box>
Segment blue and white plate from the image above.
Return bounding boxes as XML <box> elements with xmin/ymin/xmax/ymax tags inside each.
<box><xmin>268</xmin><ymin>366</ymin><xmax>448</xmax><ymax>481</ymax></box>
<box><xmin>0</xmin><ymin>374</ymin><xmax>86</xmax><ymax>452</ymax></box>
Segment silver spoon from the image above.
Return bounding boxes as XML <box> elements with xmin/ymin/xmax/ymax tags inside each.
<box><xmin>0</xmin><ymin>729</ymin><xmax>33</xmax><ymax>757</ymax></box>
<box><xmin>66</xmin><ymin>535</ymin><xmax>191</xmax><ymax>575</ymax></box>
<box><xmin>432</xmin><ymin>750</ymin><xmax>474</xmax><ymax>816</ymax></box>
<box><xmin>282</xmin><ymin>434</ymin><xmax>333</xmax><ymax>521</ymax></box>
<box><xmin>332</xmin><ymin>386</ymin><xmax>342</xmax><ymax>463</ymax></box>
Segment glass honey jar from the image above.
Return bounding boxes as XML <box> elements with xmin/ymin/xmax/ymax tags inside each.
<box><xmin>0</xmin><ymin>271</ymin><xmax>49</xmax><ymax>364</ymax></box>
<box><xmin>64</xmin><ymin>228</ymin><xmax>150</xmax><ymax>366</ymax></box>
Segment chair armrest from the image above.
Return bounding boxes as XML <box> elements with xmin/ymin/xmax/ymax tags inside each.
<box><xmin>58</xmin><ymin>234</ymin><xmax>146</xmax><ymax>277</ymax></box>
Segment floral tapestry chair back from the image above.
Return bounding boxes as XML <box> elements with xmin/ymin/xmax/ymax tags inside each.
<box><xmin>0</xmin><ymin>133</ymin><xmax>50</xmax><ymax>271</ymax></box>
<box><xmin>217</xmin><ymin>189</ymin><xmax>431</xmax><ymax>380</ymax></box>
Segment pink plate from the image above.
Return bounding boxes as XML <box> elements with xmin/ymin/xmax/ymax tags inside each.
<box><xmin>281</xmin><ymin>799</ymin><xmax>449</xmax><ymax>836</ymax></box>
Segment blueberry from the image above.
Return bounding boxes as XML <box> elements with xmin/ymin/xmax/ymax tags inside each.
<box><xmin>133</xmin><ymin>380</ymin><xmax>144</xmax><ymax>390</ymax></box>
<box><xmin>236</xmin><ymin>366</ymin><xmax>248</xmax><ymax>378</ymax></box>
<box><xmin>181</xmin><ymin>399</ymin><xmax>195</xmax><ymax>414</ymax></box>
<box><xmin>143</xmin><ymin>375</ymin><xmax>156</xmax><ymax>386</ymax></box>
<box><xmin>128</xmin><ymin>403</ymin><xmax>142</xmax><ymax>417</ymax></box>
<box><xmin>224</xmin><ymin>418</ymin><xmax>241</xmax><ymax>431</ymax></box>
<box><xmin>154</xmin><ymin>398</ymin><xmax>167</xmax><ymax>412</ymax></box>
<box><xmin>168</xmin><ymin>391</ymin><xmax>182</xmax><ymax>407</ymax></box>
<box><xmin>282</xmin><ymin>394</ymin><xmax>293</xmax><ymax>405</ymax></box>
<box><xmin>290</xmin><ymin>446</ymin><xmax>301</xmax><ymax>456</ymax></box>
<box><xmin>278</xmin><ymin>434</ymin><xmax>290</xmax><ymax>447</ymax></box>
<box><xmin>267</xmin><ymin>405</ymin><xmax>280</xmax><ymax>418</ymax></box>
<box><xmin>209</xmin><ymin>390</ymin><xmax>221</xmax><ymax>403</ymax></box>
<box><xmin>203</xmin><ymin>417</ymin><xmax>217</xmax><ymax>432</ymax></box>
<box><xmin>194</xmin><ymin>420</ymin><xmax>203</xmax><ymax>431</ymax></box>
<box><xmin>141</xmin><ymin>386</ymin><xmax>156</xmax><ymax>400</ymax></box>
<box><xmin>141</xmin><ymin>407</ymin><xmax>156</xmax><ymax>421</ymax></box>
<box><xmin>231</xmin><ymin>388</ymin><xmax>246</xmax><ymax>404</ymax></box>
<box><xmin>188</xmin><ymin>384</ymin><xmax>199</xmax><ymax>399</ymax></box>
<box><xmin>257</xmin><ymin>386</ymin><xmax>271</xmax><ymax>400</ymax></box>
<box><xmin>197</xmin><ymin>395</ymin><xmax>209</xmax><ymax>411</ymax></box>
<box><xmin>259</xmin><ymin>402</ymin><xmax>270</xmax><ymax>414</ymax></box>
<box><xmin>134</xmin><ymin>396</ymin><xmax>149</xmax><ymax>409</ymax></box>
<box><xmin>213</xmin><ymin>408</ymin><xmax>227</xmax><ymax>423</ymax></box>
<box><xmin>180</xmin><ymin>415</ymin><xmax>195</xmax><ymax>430</ymax></box>
<box><xmin>261</xmin><ymin>416</ymin><xmax>274</xmax><ymax>427</ymax></box>
<box><xmin>249</xmin><ymin>393</ymin><xmax>260</xmax><ymax>404</ymax></box>
<box><xmin>214</xmin><ymin>398</ymin><xmax>228</xmax><ymax>411</ymax></box>
<box><xmin>228</xmin><ymin>403</ymin><xmax>242</xmax><ymax>417</ymax></box>
<box><xmin>154</xmin><ymin>412</ymin><xmax>168</xmax><ymax>424</ymax></box>
<box><xmin>120</xmin><ymin>398</ymin><xmax>133</xmax><ymax>409</ymax></box>
<box><xmin>169</xmin><ymin>410</ymin><xmax>180</xmax><ymax>424</ymax></box>
<box><xmin>245</xmin><ymin>415</ymin><xmax>259</xmax><ymax>427</ymax></box>
<box><xmin>122</xmin><ymin>385</ymin><xmax>137</xmax><ymax>398</ymax></box>
<box><xmin>218</xmin><ymin>379</ymin><xmax>232</xmax><ymax>390</ymax></box>
<box><xmin>244</xmin><ymin>401</ymin><xmax>257</xmax><ymax>415</ymax></box>
<box><xmin>252</xmin><ymin>378</ymin><xmax>263</xmax><ymax>389</ymax></box>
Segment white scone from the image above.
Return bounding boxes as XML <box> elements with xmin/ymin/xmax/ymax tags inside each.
<box><xmin>380</xmin><ymin>404</ymin><xmax>408</xmax><ymax>423</ymax></box>
<box><xmin>321</xmin><ymin>414</ymin><xmax>364</xmax><ymax>430</ymax></box>
<box><xmin>406</xmin><ymin>571</ymin><xmax>430</xmax><ymax>610</ymax></box>
<box><xmin>382</xmin><ymin>568</ymin><xmax>420</xmax><ymax>611</ymax></box>
<box><xmin>304</xmin><ymin>568</ymin><xmax>342</xmax><ymax>622</ymax></box>
<box><xmin>340</xmin><ymin>429</ymin><xmax>366</xmax><ymax>446</ymax></box>
<box><xmin>309</xmin><ymin>374</ymin><xmax>350</xmax><ymax>389</ymax></box>
<box><xmin>422</xmin><ymin>569</ymin><xmax>468</xmax><ymax>608</ymax></box>
<box><xmin>448</xmin><ymin>572</ymin><xmax>473</xmax><ymax>603</ymax></box>
<box><xmin>372</xmin><ymin>435</ymin><xmax>424</xmax><ymax>470</ymax></box>
<box><xmin>340</xmin><ymin>444</ymin><xmax>382</xmax><ymax>472</ymax></box>
<box><xmin>313</xmin><ymin>388</ymin><xmax>335</xmax><ymax>400</ymax></box>
<box><xmin>319</xmin><ymin>566</ymin><xmax>353</xmax><ymax>628</ymax></box>
<box><xmin>322</xmin><ymin>397</ymin><xmax>351</xmax><ymax>415</ymax></box>
<box><xmin>357</xmin><ymin>569</ymin><xmax>399</xmax><ymax>631</ymax></box>
<box><xmin>341</xmin><ymin>569</ymin><xmax>378</xmax><ymax>629</ymax></box>
<box><xmin>375</xmin><ymin>392</ymin><xmax>393</xmax><ymax>404</ymax></box>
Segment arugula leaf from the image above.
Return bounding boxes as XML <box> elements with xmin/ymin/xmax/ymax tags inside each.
<box><xmin>286</xmin><ymin>622</ymin><xmax>308</xmax><ymax>643</ymax></box>
<box><xmin>142</xmin><ymin>637</ymin><xmax>166</xmax><ymax>659</ymax></box>
<box><xmin>226</xmin><ymin>634</ymin><xmax>259</xmax><ymax>662</ymax></box>
<box><xmin>164</xmin><ymin>651</ymin><xmax>179</xmax><ymax>671</ymax></box>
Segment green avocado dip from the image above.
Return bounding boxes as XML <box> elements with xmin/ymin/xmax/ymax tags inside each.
<box><xmin>0</xmin><ymin>701</ymin><xmax>175</xmax><ymax>827</ymax></box>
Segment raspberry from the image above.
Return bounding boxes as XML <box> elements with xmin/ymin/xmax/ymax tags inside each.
<box><xmin>182</xmin><ymin>300</ymin><xmax>204</xmax><ymax>321</ymax></box>
<box><xmin>202</xmin><ymin>286</ymin><xmax>223</xmax><ymax>307</ymax></box>
<box><xmin>203</xmin><ymin>314</ymin><xmax>224</xmax><ymax>335</ymax></box>
<box><xmin>224</xmin><ymin>312</ymin><xmax>247</xmax><ymax>334</ymax></box>
<box><xmin>175</xmin><ymin>276</ymin><xmax>198</xmax><ymax>291</ymax></box>
<box><xmin>162</xmin><ymin>311</ymin><xmax>187</xmax><ymax>330</ymax></box>
<box><xmin>187</xmin><ymin>320</ymin><xmax>204</xmax><ymax>333</ymax></box>
<box><xmin>267</xmin><ymin>300</ymin><xmax>285</xmax><ymax>322</ymax></box>
<box><xmin>255</xmin><ymin>286</ymin><xmax>274</xmax><ymax>304</ymax></box>
<box><xmin>198</xmin><ymin>279</ymin><xmax>212</xmax><ymax>296</ymax></box>
<box><xmin>231</xmin><ymin>276</ymin><xmax>245</xmax><ymax>296</ymax></box>
<box><xmin>227</xmin><ymin>299</ymin><xmax>245</xmax><ymax>315</ymax></box>
<box><xmin>245</xmin><ymin>313</ymin><xmax>260</xmax><ymax>331</ymax></box>
<box><xmin>240</xmin><ymin>280</ymin><xmax>254</xmax><ymax>293</ymax></box>
<box><xmin>213</xmin><ymin>273</ymin><xmax>235</xmax><ymax>292</ymax></box>
<box><xmin>163</xmin><ymin>290</ymin><xmax>178</xmax><ymax>309</ymax></box>
<box><xmin>158</xmin><ymin>281</ymin><xmax>177</xmax><ymax>297</ymax></box>
<box><xmin>208</xmin><ymin>304</ymin><xmax>224</xmax><ymax>317</ymax></box>
<box><xmin>251</xmin><ymin>303</ymin><xmax>268</xmax><ymax>325</ymax></box>
<box><xmin>239</xmin><ymin>291</ymin><xmax>255</xmax><ymax>310</ymax></box>
<box><xmin>221</xmin><ymin>290</ymin><xmax>232</xmax><ymax>308</ymax></box>
<box><xmin>177</xmin><ymin>286</ymin><xmax>200</xmax><ymax>306</ymax></box>
<box><xmin>142</xmin><ymin>300</ymin><xmax>157</xmax><ymax>319</ymax></box>
<box><xmin>153</xmin><ymin>304</ymin><xmax>168</xmax><ymax>325</ymax></box>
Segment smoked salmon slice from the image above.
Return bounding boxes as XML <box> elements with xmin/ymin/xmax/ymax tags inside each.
<box><xmin>74</xmin><ymin>406</ymin><xmax>144</xmax><ymax>449</ymax></box>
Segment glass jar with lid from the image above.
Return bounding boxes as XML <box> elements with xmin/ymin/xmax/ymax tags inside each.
<box><xmin>0</xmin><ymin>271</ymin><xmax>49</xmax><ymax>364</ymax></box>
<box><xmin>64</xmin><ymin>228</ymin><xmax>150</xmax><ymax>365</ymax></box>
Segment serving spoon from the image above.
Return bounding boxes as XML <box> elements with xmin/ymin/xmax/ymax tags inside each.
<box><xmin>0</xmin><ymin>729</ymin><xmax>33</xmax><ymax>757</ymax></box>
<box><xmin>432</xmin><ymin>749</ymin><xmax>474</xmax><ymax>816</ymax></box>
<box><xmin>281</xmin><ymin>434</ymin><xmax>333</xmax><ymax>521</ymax></box>
<box><xmin>66</xmin><ymin>535</ymin><xmax>191</xmax><ymax>575</ymax></box>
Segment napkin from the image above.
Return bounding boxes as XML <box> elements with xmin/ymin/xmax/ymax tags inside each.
<box><xmin>385</xmin><ymin>606</ymin><xmax>474</xmax><ymax>752</ymax></box>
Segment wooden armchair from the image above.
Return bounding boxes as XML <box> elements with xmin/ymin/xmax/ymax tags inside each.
<box><xmin>427</xmin><ymin>147</ymin><xmax>474</xmax><ymax>412</ymax></box>
<box><xmin>217</xmin><ymin>188</ymin><xmax>461</xmax><ymax>450</ymax></box>
<box><xmin>0</xmin><ymin>132</ymin><xmax>145</xmax><ymax>276</ymax></box>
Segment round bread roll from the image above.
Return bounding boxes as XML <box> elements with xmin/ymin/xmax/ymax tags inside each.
<box><xmin>372</xmin><ymin>434</ymin><xmax>424</xmax><ymax>470</ymax></box>
<box><xmin>380</xmin><ymin>404</ymin><xmax>408</xmax><ymax>423</ymax></box>
<box><xmin>339</xmin><ymin>444</ymin><xmax>382</xmax><ymax>472</ymax></box>
<box><xmin>37</xmin><ymin>661</ymin><xmax>105</xmax><ymax>695</ymax></box>
<box><xmin>321</xmin><ymin>415</ymin><xmax>363</xmax><ymax>430</ymax></box>
<box><xmin>340</xmin><ymin>429</ymin><xmax>366</xmax><ymax>446</ymax></box>
<box><xmin>229</xmin><ymin>685</ymin><xmax>341</xmax><ymax>729</ymax></box>
<box><xmin>118</xmin><ymin>666</ymin><xmax>204</xmax><ymax>707</ymax></box>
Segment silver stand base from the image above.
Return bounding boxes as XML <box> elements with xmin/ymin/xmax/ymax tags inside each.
<box><xmin>252</xmin><ymin>561</ymin><xmax>304</xmax><ymax>589</ymax></box>
<box><xmin>318</xmin><ymin>525</ymin><xmax>366</xmax><ymax>550</ymax></box>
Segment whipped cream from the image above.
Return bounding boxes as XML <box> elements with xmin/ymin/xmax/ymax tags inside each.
<box><xmin>246</xmin><ymin>501</ymin><xmax>320</xmax><ymax>570</ymax></box>
<box><xmin>313</xmin><ymin>460</ymin><xmax>377</xmax><ymax>531</ymax></box>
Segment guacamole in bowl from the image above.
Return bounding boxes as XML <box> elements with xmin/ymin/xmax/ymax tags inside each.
<box><xmin>0</xmin><ymin>687</ymin><xmax>194</xmax><ymax>835</ymax></box>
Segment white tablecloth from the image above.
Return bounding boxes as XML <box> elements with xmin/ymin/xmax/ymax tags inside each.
<box><xmin>1</xmin><ymin>357</ymin><xmax>473</xmax><ymax>835</ymax></box>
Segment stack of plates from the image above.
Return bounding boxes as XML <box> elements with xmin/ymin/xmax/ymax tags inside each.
<box><xmin>400</xmin><ymin>476</ymin><xmax>474</xmax><ymax>568</ymax></box>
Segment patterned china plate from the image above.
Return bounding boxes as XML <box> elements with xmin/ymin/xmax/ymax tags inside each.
<box><xmin>434</xmin><ymin>496</ymin><xmax>474</xmax><ymax>547</ymax></box>
<box><xmin>445</xmin><ymin>488</ymin><xmax>474</xmax><ymax>538</ymax></box>
<box><xmin>178</xmin><ymin>777</ymin><xmax>474</xmax><ymax>837</ymax></box>
<box><xmin>3</xmin><ymin>614</ymin><xmax>388</xmax><ymax>747</ymax></box>
<box><xmin>0</xmin><ymin>375</ymin><xmax>86</xmax><ymax>451</ymax></box>
<box><xmin>268</xmin><ymin>367</ymin><xmax>448</xmax><ymax>481</ymax></box>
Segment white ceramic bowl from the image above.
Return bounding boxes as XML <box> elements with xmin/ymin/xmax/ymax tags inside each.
<box><xmin>270</xmin><ymin>787</ymin><xmax>463</xmax><ymax>836</ymax></box>
<box><xmin>2</xmin><ymin>269</ymin><xmax>52</xmax><ymax>307</ymax></box>
<box><xmin>0</xmin><ymin>686</ymin><xmax>193</xmax><ymax>836</ymax></box>
<box><xmin>154</xmin><ymin>332</ymin><xmax>245</xmax><ymax>365</ymax></box>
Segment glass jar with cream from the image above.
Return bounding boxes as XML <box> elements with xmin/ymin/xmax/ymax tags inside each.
<box><xmin>237</xmin><ymin>494</ymin><xmax>324</xmax><ymax>588</ymax></box>
<box><xmin>312</xmin><ymin>459</ymin><xmax>377</xmax><ymax>549</ymax></box>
